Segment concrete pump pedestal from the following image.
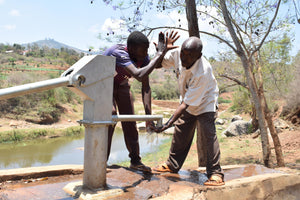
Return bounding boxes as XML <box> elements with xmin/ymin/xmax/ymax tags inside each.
<box><xmin>63</xmin><ymin>181</ymin><xmax>124</xmax><ymax>200</ymax></box>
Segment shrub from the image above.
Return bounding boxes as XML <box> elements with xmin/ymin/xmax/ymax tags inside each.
<box><xmin>218</xmin><ymin>97</ymin><xmax>232</xmax><ymax>104</ymax></box>
<box><xmin>230</xmin><ymin>86</ymin><xmax>252</xmax><ymax>114</ymax></box>
<box><xmin>151</xmin><ymin>75</ymin><xmax>179</xmax><ymax>100</ymax></box>
<box><xmin>130</xmin><ymin>71</ymin><xmax>179</xmax><ymax>100</ymax></box>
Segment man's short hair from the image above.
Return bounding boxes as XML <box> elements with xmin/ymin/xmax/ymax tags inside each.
<box><xmin>183</xmin><ymin>37</ymin><xmax>203</xmax><ymax>53</ymax></box>
<box><xmin>127</xmin><ymin>31</ymin><xmax>149</xmax><ymax>48</ymax></box>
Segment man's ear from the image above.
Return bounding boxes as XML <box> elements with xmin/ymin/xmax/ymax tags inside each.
<box><xmin>127</xmin><ymin>45</ymin><xmax>134</xmax><ymax>56</ymax></box>
<box><xmin>198</xmin><ymin>52</ymin><xmax>202</xmax><ymax>59</ymax></box>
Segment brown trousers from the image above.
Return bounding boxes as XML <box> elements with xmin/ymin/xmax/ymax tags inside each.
<box><xmin>166</xmin><ymin>111</ymin><xmax>224</xmax><ymax>178</ymax></box>
<box><xmin>107</xmin><ymin>82</ymin><xmax>141</xmax><ymax>164</ymax></box>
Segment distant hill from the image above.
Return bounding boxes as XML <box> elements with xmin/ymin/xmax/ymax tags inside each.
<box><xmin>22</xmin><ymin>38</ymin><xmax>85</xmax><ymax>53</ymax></box>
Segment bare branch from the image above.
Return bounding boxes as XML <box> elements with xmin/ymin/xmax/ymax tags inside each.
<box><xmin>251</xmin><ymin>0</ymin><xmax>282</xmax><ymax>57</ymax></box>
<box><xmin>142</xmin><ymin>26</ymin><xmax>238</xmax><ymax>54</ymax></box>
<box><xmin>219</xmin><ymin>74</ymin><xmax>249</xmax><ymax>89</ymax></box>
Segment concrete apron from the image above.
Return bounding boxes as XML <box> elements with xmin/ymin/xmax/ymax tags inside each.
<box><xmin>0</xmin><ymin>164</ymin><xmax>299</xmax><ymax>200</ymax></box>
<box><xmin>153</xmin><ymin>173</ymin><xmax>300</xmax><ymax>200</ymax></box>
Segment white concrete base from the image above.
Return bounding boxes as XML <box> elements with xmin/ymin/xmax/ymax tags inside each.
<box><xmin>152</xmin><ymin>173</ymin><xmax>300</xmax><ymax>200</ymax></box>
<box><xmin>63</xmin><ymin>181</ymin><xmax>123</xmax><ymax>200</ymax></box>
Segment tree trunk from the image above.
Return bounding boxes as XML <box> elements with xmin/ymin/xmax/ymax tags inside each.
<box><xmin>220</xmin><ymin>0</ymin><xmax>271</xmax><ymax>167</ymax></box>
<box><xmin>245</xmin><ymin>60</ymin><xmax>271</xmax><ymax>167</ymax></box>
<box><xmin>264</xmin><ymin>102</ymin><xmax>285</xmax><ymax>167</ymax></box>
<box><xmin>185</xmin><ymin>0</ymin><xmax>200</xmax><ymax>38</ymax></box>
<box><xmin>185</xmin><ymin>0</ymin><xmax>206</xmax><ymax>167</ymax></box>
<box><xmin>250</xmin><ymin>103</ymin><xmax>259</xmax><ymax>131</ymax></box>
<box><xmin>254</xmin><ymin>52</ymin><xmax>285</xmax><ymax>167</ymax></box>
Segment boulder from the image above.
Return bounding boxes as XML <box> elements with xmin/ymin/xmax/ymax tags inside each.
<box><xmin>231</xmin><ymin>115</ymin><xmax>243</xmax><ymax>122</ymax></box>
<box><xmin>273</xmin><ymin>118</ymin><xmax>289</xmax><ymax>133</ymax></box>
<box><xmin>216</xmin><ymin>118</ymin><xmax>226</xmax><ymax>125</ymax></box>
<box><xmin>222</xmin><ymin>120</ymin><xmax>252</xmax><ymax>137</ymax></box>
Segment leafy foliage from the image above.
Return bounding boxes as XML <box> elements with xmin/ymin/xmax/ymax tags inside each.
<box><xmin>151</xmin><ymin>75</ymin><xmax>179</xmax><ymax>100</ymax></box>
<box><xmin>230</xmin><ymin>86</ymin><xmax>252</xmax><ymax>114</ymax></box>
<box><xmin>131</xmin><ymin>69</ymin><xmax>179</xmax><ymax>100</ymax></box>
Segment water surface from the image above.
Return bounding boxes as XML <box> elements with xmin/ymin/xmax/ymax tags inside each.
<box><xmin>0</xmin><ymin>130</ymin><xmax>170</xmax><ymax>170</ymax></box>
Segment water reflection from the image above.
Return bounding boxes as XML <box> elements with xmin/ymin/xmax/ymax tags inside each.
<box><xmin>108</xmin><ymin>132</ymin><xmax>169</xmax><ymax>165</ymax></box>
<box><xmin>0</xmin><ymin>130</ymin><xmax>170</xmax><ymax>170</ymax></box>
<box><xmin>0</xmin><ymin>135</ymin><xmax>84</xmax><ymax>169</ymax></box>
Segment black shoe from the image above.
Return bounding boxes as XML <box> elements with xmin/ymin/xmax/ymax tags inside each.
<box><xmin>130</xmin><ymin>161</ymin><xmax>151</xmax><ymax>173</ymax></box>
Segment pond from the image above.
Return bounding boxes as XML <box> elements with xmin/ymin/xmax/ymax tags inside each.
<box><xmin>0</xmin><ymin>129</ymin><xmax>170</xmax><ymax>170</ymax></box>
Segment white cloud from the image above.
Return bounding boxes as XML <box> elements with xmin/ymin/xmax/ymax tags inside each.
<box><xmin>88</xmin><ymin>24</ymin><xmax>101</xmax><ymax>34</ymax></box>
<box><xmin>9</xmin><ymin>9</ymin><xmax>20</xmax><ymax>17</ymax></box>
<box><xmin>2</xmin><ymin>24</ymin><xmax>16</xmax><ymax>30</ymax></box>
<box><xmin>0</xmin><ymin>0</ymin><xmax>5</xmax><ymax>5</ymax></box>
<box><xmin>101</xmin><ymin>18</ymin><xmax>126</xmax><ymax>34</ymax></box>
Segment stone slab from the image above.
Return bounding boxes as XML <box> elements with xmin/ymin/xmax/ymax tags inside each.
<box><xmin>0</xmin><ymin>165</ymin><xmax>83</xmax><ymax>182</ymax></box>
<box><xmin>153</xmin><ymin>173</ymin><xmax>300</xmax><ymax>200</ymax></box>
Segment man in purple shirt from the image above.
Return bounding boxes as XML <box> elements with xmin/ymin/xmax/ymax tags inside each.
<box><xmin>104</xmin><ymin>31</ymin><xmax>177</xmax><ymax>172</ymax></box>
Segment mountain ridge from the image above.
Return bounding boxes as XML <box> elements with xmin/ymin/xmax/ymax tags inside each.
<box><xmin>21</xmin><ymin>38</ymin><xmax>86</xmax><ymax>53</ymax></box>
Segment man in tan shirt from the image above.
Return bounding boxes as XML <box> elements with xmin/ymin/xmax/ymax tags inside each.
<box><xmin>153</xmin><ymin>32</ymin><xmax>224</xmax><ymax>186</ymax></box>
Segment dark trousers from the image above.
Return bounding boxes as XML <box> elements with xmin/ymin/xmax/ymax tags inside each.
<box><xmin>107</xmin><ymin>82</ymin><xmax>141</xmax><ymax>164</ymax></box>
<box><xmin>166</xmin><ymin>111</ymin><xmax>224</xmax><ymax>178</ymax></box>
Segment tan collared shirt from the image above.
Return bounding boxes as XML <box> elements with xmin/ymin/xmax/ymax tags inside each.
<box><xmin>162</xmin><ymin>48</ymin><xmax>219</xmax><ymax>116</ymax></box>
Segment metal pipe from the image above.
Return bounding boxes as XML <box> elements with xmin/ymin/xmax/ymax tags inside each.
<box><xmin>78</xmin><ymin>115</ymin><xmax>164</xmax><ymax>127</ymax></box>
<box><xmin>112</xmin><ymin>115</ymin><xmax>163</xmax><ymax>126</ymax></box>
<box><xmin>0</xmin><ymin>76</ymin><xmax>70</xmax><ymax>100</ymax></box>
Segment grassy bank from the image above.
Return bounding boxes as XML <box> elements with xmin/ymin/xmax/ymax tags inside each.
<box><xmin>0</xmin><ymin>126</ymin><xmax>84</xmax><ymax>143</ymax></box>
<box><xmin>116</xmin><ymin>124</ymin><xmax>264</xmax><ymax>170</ymax></box>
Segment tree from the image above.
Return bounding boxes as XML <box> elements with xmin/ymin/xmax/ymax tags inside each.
<box><xmin>8</xmin><ymin>57</ymin><xmax>16</xmax><ymax>67</ymax></box>
<box><xmin>96</xmin><ymin>0</ymin><xmax>295</xmax><ymax>167</ymax></box>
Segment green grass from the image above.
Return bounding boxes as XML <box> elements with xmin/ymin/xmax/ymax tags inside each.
<box><xmin>218</xmin><ymin>97</ymin><xmax>232</xmax><ymax>104</ymax></box>
<box><xmin>0</xmin><ymin>126</ymin><xmax>84</xmax><ymax>143</ymax></box>
<box><xmin>142</xmin><ymin>136</ymin><xmax>172</xmax><ymax>166</ymax></box>
<box><xmin>0</xmin><ymin>73</ymin><xmax>7</xmax><ymax>80</ymax></box>
<box><xmin>116</xmin><ymin>135</ymin><xmax>172</xmax><ymax>168</ymax></box>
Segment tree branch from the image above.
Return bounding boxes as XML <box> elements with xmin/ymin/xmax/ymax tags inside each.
<box><xmin>219</xmin><ymin>74</ymin><xmax>249</xmax><ymax>89</ymax></box>
<box><xmin>142</xmin><ymin>26</ymin><xmax>237</xmax><ymax>54</ymax></box>
<box><xmin>251</xmin><ymin>0</ymin><xmax>282</xmax><ymax>57</ymax></box>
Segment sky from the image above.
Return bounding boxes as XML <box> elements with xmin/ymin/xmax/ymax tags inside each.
<box><xmin>0</xmin><ymin>0</ymin><xmax>299</xmax><ymax>58</ymax></box>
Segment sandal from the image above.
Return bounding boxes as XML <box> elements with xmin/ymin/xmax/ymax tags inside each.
<box><xmin>130</xmin><ymin>162</ymin><xmax>152</xmax><ymax>173</ymax></box>
<box><xmin>152</xmin><ymin>163</ymin><xmax>174</xmax><ymax>173</ymax></box>
<box><xmin>204</xmin><ymin>175</ymin><xmax>225</xmax><ymax>186</ymax></box>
